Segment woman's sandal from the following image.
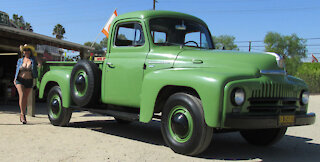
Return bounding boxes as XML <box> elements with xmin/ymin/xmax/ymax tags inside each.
<box><xmin>20</xmin><ymin>114</ymin><xmax>27</xmax><ymax>124</ymax></box>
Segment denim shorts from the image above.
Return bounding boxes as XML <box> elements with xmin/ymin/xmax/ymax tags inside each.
<box><xmin>16</xmin><ymin>77</ymin><xmax>33</xmax><ymax>88</ymax></box>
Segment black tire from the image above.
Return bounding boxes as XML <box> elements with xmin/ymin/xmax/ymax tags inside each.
<box><xmin>161</xmin><ymin>93</ymin><xmax>213</xmax><ymax>156</ymax></box>
<box><xmin>47</xmin><ymin>86</ymin><xmax>72</xmax><ymax>126</ymax></box>
<box><xmin>240</xmin><ymin>127</ymin><xmax>287</xmax><ymax>146</ymax></box>
<box><xmin>70</xmin><ymin>60</ymin><xmax>101</xmax><ymax>107</ymax></box>
<box><xmin>114</xmin><ymin>117</ymin><xmax>132</xmax><ymax>124</ymax></box>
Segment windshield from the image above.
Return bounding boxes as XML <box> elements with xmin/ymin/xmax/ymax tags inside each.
<box><xmin>149</xmin><ymin>18</ymin><xmax>214</xmax><ymax>49</ymax></box>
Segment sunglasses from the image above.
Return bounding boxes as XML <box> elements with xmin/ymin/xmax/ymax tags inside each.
<box><xmin>23</xmin><ymin>48</ymin><xmax>31</xmax><ymax>52</ymax></box>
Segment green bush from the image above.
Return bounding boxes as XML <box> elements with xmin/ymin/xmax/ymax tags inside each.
<box><xmin>295</xmin><ymin>63</ymin><xmax>320</xmax><ymax>93</ymax></box>
<box><xmin>285</xmin><ymin>57</ymin><xmax>302</xmax><ymax>75</ymax></box>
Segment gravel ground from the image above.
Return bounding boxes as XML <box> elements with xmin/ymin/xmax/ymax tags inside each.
<box><xmin>0</xmin><ymin>95</ymin><xmax>319</xmax><ymax>162</ymax></box>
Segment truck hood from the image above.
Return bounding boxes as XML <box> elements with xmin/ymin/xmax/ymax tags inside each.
<box><xmin>173</xmin><ymin>48</ymin><xmax>283</xmax><ymax>75</ymax></box>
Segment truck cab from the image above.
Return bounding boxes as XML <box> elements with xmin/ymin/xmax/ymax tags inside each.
<box><xmin>38</xmin><ymin>10</ymin><xmax>315</xmax><ymax>156</ymax></box>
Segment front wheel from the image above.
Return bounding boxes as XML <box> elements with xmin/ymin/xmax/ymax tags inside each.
<box><xmin>161</xmin><ymin>93</ymin><xmax>213</xmax><ymax>156</ymax></box>
<box><xmin>240</xmin><ymin>127</ymin><xmax>287</xmax><ymax>146</ymax></box>
<box><xmin>47</xmin><ymin>86</ymin><xmax>72</xmax><ymax>126</ymax></box>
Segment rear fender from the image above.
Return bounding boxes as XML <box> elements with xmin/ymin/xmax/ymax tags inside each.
<box><xmin>39</xmin><ymin>70</ymin><xmax>72</xmax><ymax>108</ymax></box>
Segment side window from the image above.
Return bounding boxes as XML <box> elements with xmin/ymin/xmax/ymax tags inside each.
<box><xmin>185</xmin><ymin>32</ymin><xmax>208</xmax><ymax>48</ymax></box>
<box><xmin>115</xmin><ymin>22</ymin><xmax>145</xmax><ymax>47</ymax></box>
<box><xmin>152</xmin><ymin>31</ymin><xmax>167</xmax><ymax>43</ymax></box>
<box><xmin>200</xmin><ymin>32</ymin><xmax>209</xmax><ymax>49</ymax></box>
<box><xmin>185</xmin><ymin>32</ymin><xmax>200</xmax><ymax>47</ymax></box>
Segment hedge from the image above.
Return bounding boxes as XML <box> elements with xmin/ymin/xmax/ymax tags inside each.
<box><xmin>295</xmin><ymin>63</ymin><xmax>320</xmax><ymax>93</ymax></box>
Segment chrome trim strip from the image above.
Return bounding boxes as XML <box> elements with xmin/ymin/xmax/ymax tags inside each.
<box><xmin>260</xmin><ymin>70</ymin><xmax>286</xmax><ymax>75</ymax></box>
<box><xmin>148</xmin><ymin>61</ymin><xmax>171</xmax><ymax>64</ymax></box>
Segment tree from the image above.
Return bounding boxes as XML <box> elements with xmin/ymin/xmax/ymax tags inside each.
<box><xmin>264</xmin><ymin>32</ymin><xmax>307</xmax><ymax>75</ymax></box>
<box><xmin>212</xmin><ymin>35</ymin><xmax>238</xmax><ymax>50</ymax></box>
<box><xmin>86</xmin><ymin>34</ymin><xmax>127</xmax><ymax>56</ymax></box>
<box><xmin>100</xmin><ymin>37</ymin><xmax>108</xmax><ymax>49</ymax></box>
<box><xmin>117</xmin><ymin>34</ymin><xmax>127</xmax><ymax>40</ymax></box>
<box><xmin>53</xmin><ymin>24</ymin><xmax>66</xmax><ymax>39</ymax></box>
<box><xmin>157</xmin><ymin>38</ymin><xmax>165</xmax><ymax>43</ymax></box>
<box><xmin>10</xmin><ymin>14</ymin><xmax>33</xmax><ymax>31</ymax></box>
<box><xmin>84</xmin><ymin>42</ymin><xmax>105</xmax><ymax>56</ymax></box>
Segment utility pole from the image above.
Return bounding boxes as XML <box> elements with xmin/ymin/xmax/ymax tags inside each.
<box><xmin>153</xmin><ymin>0</ymin><xmax>158</xmax><ymax>10</ymax></box>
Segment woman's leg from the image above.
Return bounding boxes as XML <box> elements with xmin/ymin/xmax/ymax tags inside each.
<box><xmin>15</xmin><ymin>84</ymin><xmax>25</xmax><ymax>115</ymax></box>
<box><xmin>22</xmin><ymin>88</ymin><xmax>32</xmax><ymax>115</ymax></box>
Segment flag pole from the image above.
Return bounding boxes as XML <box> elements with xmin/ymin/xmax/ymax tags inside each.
<box><xmin>90</xmin><ymin>32</ymin><xmax>102</xmax><ymax>48</ymax></box>
<box><xmin>91</xmin><ymin>8</ymin><xmax>117</xmax><ymax>48</ymax></box>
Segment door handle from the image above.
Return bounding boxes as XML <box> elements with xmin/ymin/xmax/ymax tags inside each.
<box><xmin>106</xmin><ymin>62</ymin><xmax>115</xmax><ymax>68</ymax></box>
<box><xmin>192</xmin><ymin>59</ymin><xmax>203</xmax><ymax>64</ymax></box>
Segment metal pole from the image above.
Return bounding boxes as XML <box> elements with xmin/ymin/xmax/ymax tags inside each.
<box><xmin>91</xmin><ymin>8</ymin><xmax>117</xmax><ymax>48</ymax></box>
<box><xmin>91</xmin><ymin>32</ymin><xmax>102</xmax><ymax>48</ymax></box>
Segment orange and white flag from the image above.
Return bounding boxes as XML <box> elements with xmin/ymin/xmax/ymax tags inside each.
<box><xmin>312</xmin><ymin>54</ymin><xmax>318</xmax><ymax>63</ymax></box>
<box><xmin>102</xmin><ymin>9</ymin><xmax>118</xmax><ymax>38</ymax></box>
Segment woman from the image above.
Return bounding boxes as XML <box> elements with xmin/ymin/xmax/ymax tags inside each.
<box><xmin>14</xmin><ymin>44</ymin><xmax>38</xmax><ymax>124</ymax></box>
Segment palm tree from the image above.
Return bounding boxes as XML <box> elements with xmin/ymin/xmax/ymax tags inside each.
<box><xmin>25</xmin><ymin>22</ymin><xmax>33</xmax><ymax>32</ymax></box>
<box><xmin>12</xmin><ymin>14</ymin><xmax>18</xmax><ymax>25</ymax></box>
<box><xmin>52</xmin><ymin>24</ymin><xmax>66</xmax><ymax>39</ymax></box>
<box><xmin>10</xmin><ymin>14</ymin><xmax>33</xmax><ymax>31</ymax></box>
<box><xmin>11</xmin><ymin>14</ymin><xmax>25</xmax><ymax>29</ymax></box>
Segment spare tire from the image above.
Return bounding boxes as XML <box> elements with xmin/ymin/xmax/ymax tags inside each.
<box><xmin>70</xmin><ymin>60</ymin><xmax>101</xmax><ymax>107</ymax></box>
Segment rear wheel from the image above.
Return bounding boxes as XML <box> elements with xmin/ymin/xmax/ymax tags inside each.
<box><xmin>240</xmin><ymin>127</ymin><xmax>287</xmax><ymax>146</ymax></box>
<box><xmin>47</xmin><ymin>86</ymin><xmax>72</xmax><ymax>126</ymax></box>
<box><xmin>161</xmin><ymin>93</ymin><xmax>213</xmax><ymax>156</ymax></box>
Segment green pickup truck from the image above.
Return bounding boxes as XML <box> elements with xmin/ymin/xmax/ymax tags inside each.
<box><xmin>38</xmin><ymin>10</ymin><xmax>315</xmax><ymax>155</ymax></box>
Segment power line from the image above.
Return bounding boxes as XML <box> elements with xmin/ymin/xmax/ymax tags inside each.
<box><xmin>238</xmin><ymin>45</ymin><xmax>264</xmax><ymax>47</ymax></box>
<box><xmin>235</xmin><ymin>37</ymin><xmax>320</xmax><ymax>43</ymax></box>
<box><xmin>235</xmin><ymin>40</ymin><xmax>263</xmax><ymax>43</ymax></box>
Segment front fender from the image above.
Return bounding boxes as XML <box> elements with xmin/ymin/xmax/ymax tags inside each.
<box><xmin>39</xmin><ymin>70</ymin><xmax>72</xmax><ymax>108</ymax></box>
<box><xmin>140</xmin><ymin>68</ymin><xmax>234</xmax><ymax>127</ymax></box>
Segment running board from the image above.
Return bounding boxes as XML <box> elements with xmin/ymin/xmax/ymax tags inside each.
<box><xmin>71</xmin><ymin>106</ymin><xmax>139</xmax><ymax>121</ymax></box>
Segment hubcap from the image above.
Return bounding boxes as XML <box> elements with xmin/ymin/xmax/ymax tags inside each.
<box><xmin>73</xmin><ymin>70</ymin><xmax>88</xmax><ymax>97</ymax></box>
<box><xmin>49</xmin><ymin>94</ymin><xmax>62</xmax><ymax>119</ymax></box>
<box><xmin>168</xmin><ymin>106</ymin><xmax>193</xmax><ymax>143</ymax></box>
<box><xmin>51</xmin><ymin>99</ymin><xmax>59</xmax><ymax>114</ymax></box>
<box><xmin>171</xmin><ymin>113</ymin><xmax>189</xmax><ymax>137</ymax></box>
<box><xmin>75</xmin><ymin>75</ymin><xmax>86</xmax><ymax>92</ymax></box>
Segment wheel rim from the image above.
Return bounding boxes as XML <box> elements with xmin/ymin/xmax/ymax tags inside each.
<box><xmin>168</xmin><ymin>106</ymin><xmax>193</xmax><ymax>143</ymax></box>
<box><xmin>49</xmin><ymin>94</ymin><xmax>62</xmax><ymax>119</ymax></box>
<box><xmin>73</xmin><ymin>70</ymin><xmax>88</xmax><ymax>97</ymax></box>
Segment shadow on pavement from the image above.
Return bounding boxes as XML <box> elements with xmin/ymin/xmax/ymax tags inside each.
<box><xmin>198</xmin><ymin>133</ymin><xmax>320</xmax><ymax>161</ymax></box>
<box><xmin>69</xmin><ymin>120</ymin><xmax>164</xmax><ymax>146</ymax></box>
<box><xmin>68</xmin><ymin>119</ymin><xmax>320</xmax><ymax>161</ymax></box>
<box><xmin>0</xmin><ymin>101</ymin><xmax>48</xmax><ymax>115</ymax></box>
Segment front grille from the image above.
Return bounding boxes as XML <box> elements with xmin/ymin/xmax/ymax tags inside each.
<box><xmin>248</xmin><ymin>98</ymin><xmax>298</xmax><ymax>113</ymax></box>
<box><xmin>251</xmin><ymin>82</ymin><xmax>297</xmax><ymax>98</ymax></box>
<box><xmin>248</xmin><ymin>82</ymin><xmax>299</xmax><ymax>113</ymax></box>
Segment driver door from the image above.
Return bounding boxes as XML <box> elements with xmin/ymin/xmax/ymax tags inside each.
<box><xmin>102</xmin><ymin>20</ymin><xmax>149</xmax><ymax>108</ymax></box>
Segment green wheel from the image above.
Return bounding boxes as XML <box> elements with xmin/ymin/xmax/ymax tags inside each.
<box><xmin>47</xmin><ymin>86</ymin><xmax>72</xmax><ymax>126</ymax></box>
<box><xmin>240</xmin><ymin>127</ymin><xmax>287</xmax><ymax>146</ymax></box>
<box><xmin>161</xmin><ymin>93</ymin><xmax>213</xmax><ymax>156</ymax></box>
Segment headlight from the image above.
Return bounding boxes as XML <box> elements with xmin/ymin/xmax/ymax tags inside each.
<box><xmin>301</xmin><ymin>91</ymin><xmax>309</xmax><ymax>105</ymax></box>
<box><xmin>231</xmin><ymin>88</ymin><xmax>245</xmax><ymax>106</ymax></box>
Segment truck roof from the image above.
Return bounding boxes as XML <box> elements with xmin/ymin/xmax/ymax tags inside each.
<box><xmin>115</xmin><ymin>10</ymin><xmax>207</xmax><ymax>26</ymax></box>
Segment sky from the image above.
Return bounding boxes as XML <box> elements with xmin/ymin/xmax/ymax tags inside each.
<box><xmin>1</xmin><ymin>0</ymin><xmax>320</xmax><ymax>60</ymax></box>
